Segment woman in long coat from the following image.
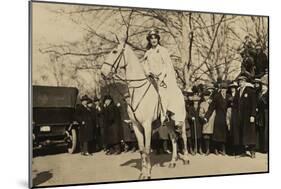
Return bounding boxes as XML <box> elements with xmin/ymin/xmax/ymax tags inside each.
<box><xmin>103</xmin><ymin>95</ymin><xmax>122</xmax><ymax>155</ymax></box>
<box><xmin>75</xmin><ymin>95</ymin><xmax>95</xmax><ymax>156</ymax></box>
<box><xmin>200</xmin><ymin>90</ymin><xmax>215</xmax><ymax>156</ymax></box>
<box><xmin>255</xmin><ymin>77</ymin><xmax>269</xmax><ymax>153</ymax></box>
<box><xmin>237</xmin><ymin>75</ymin><xmax>257</xmax><ymax>158</ymax></box>
<box><xmin>87</xmin><ymin>99</ymin><xmax>98</xmax><ymax>152</ymax></box>
<box><xmin>227</xmin><ymin>82</ymin><xmax>240</xmax><ymax>155</ymax></box>
<box><xmin>205</xmin><ymin>83</ymin><xmax>228</xmax><ymax>155</ymax></box>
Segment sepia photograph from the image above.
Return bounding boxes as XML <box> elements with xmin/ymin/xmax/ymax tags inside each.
<box><xmin>30</xmin><ymin>1</ymin><xmax>269</xmax><ymax>188</ymax></box>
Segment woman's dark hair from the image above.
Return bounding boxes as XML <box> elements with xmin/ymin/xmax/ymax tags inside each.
<box><xmin>146</xmin><ymin>34</ymin><xmax>161</xmax><ymax>50</ymax></box>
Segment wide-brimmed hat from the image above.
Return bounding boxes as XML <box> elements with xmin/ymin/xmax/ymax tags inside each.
<box><xmin>103</xmin><ymin>95</ymin><xmax>113</xmax><ymax>101</ymax></box>
<box><xmin>229</xmin><ymin>81</ymin><xmax>238</xmax><ymax>88</ymax></box>
<box><xmin>260</xmin><ymin>74</ymin><xmax>268</xmax><ymax>86</ymax></box>
<box><xmin>183</xmin><ymin>88</ymin><xmax>193</xmax><ymax>96</ymax></box>
<box><xmin>237</xmin><ymin>75</ymin><xmax>248</xmax><ymax>81</ymax></box>
<box><xmin>80</xmin><ymin>95</ymin><xmax>91</xmax><ymax>102</ymax></box>
<box><xmin>190</xmin><ymin>95</ymin><xmax>201</xmax><ymax>101</ymax></box>
<box><xmin>146</xmin><ymin>29</ymin><xmax>160</xmax><ymax>41</ymax></box>
<box><xmin>93</xmin><ymin>96</ymin><xmax>100</xmax><ymax>102</ymax></box>
<box><xmin>253</xmin><ymin>78</ymin><xmax>262</xmax><ymax>83</ymax></box>
<box><xmin>87</xmin><ymin>98</ymin><xmax>93</xmax><ymax>104</ymax></box>
<box><xmin>219</xmin><ymin>81</ymin><xmax>229</xmax><ymax>89</ymax></box>
<box><xmin>202</xmin><ymin>90</ymin><xmax>211</xmax><ymax>96</ymax></box>
<box><xmin>256</xmin><ymin>44</ymin><xmax>262</xmax><ymax>49</ymax></box>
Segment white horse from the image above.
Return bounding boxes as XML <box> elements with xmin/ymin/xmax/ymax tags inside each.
<box><xmin>101</xmin><ymin>43</ymin><xmax>189</xmax><ymax>179</ymax></box>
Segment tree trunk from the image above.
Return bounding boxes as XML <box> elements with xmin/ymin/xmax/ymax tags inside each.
<box><xmin>180</xmin><ymin>13</ymin><xmax>191</xmax><ymax>89</ymax></box>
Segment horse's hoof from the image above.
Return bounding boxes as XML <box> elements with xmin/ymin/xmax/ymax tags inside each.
<box><xmin>138</xmin><ymin>173</ymin><xmax>144</xmax><ymax>180</ymax></box>
<box><xmin>147</xmin><ymin>176</ymin><xmax>151</xmax><ymax>180</ymax></box>
<box><xmin>183</xmin><ymin>160</ymin><xmax>190</xmax><ymax>165</ymax></box>
<box><xmin>169</xmin><ymin>162</ymin><xmax>176</xmax><ymax>168</ymax></box>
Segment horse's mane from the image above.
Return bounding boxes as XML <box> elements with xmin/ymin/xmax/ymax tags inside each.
<box><xmin>124</xmin><ymin>44</ymin><xmax>146</xmax><ymax>76</ymax></box>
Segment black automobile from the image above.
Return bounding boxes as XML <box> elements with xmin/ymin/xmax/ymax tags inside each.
<box><xmin>32</xmin><ymin>85</ymin><xmax>79</xmax><ymax>153</ymax></box>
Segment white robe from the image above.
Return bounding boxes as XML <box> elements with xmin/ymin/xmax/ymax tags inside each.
<box><xmin>144</xmin><ymin>45</ymin><xmax>186</xmax><ymax>123</ymax></box>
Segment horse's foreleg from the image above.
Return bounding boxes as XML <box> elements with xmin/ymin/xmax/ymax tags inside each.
<box><xmin>143</xmin><ymin>121</ymin><xmax>152</xmax><ymax>179</ymax></box>
<box><xmin>168</xmin><ymin>124</ymin><xmax>177</xmax><ymax>168</ymax></box>
<box><xmin>180</xmin><ymin>121</ymin><xmax>190</xmax><ymax>165</ymax></box>
<box><xmin>131</xmin><ymin>122</ymin><xmax>146</xmax><ymax>179</ymax></box>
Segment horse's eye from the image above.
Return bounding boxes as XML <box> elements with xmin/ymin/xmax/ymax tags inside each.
<box><xmin>112</xmin><ymin>50</ymin><xmax>118</xmax><ymax>54</ymax></box>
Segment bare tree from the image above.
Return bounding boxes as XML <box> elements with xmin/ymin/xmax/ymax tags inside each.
<box><xmin>36</xmin><ymin>4</ymin><xmax>268</xmax><ymax>91</ymax></box>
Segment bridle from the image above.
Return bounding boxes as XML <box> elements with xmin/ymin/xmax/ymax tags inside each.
<box><xmin>102</xmin><ymin>43</ymin><xmax>156</xmax><ymax>114</ymax></box>
<box><xmin>103</xmin><ymin>45</ymin><xmax>127</xmax><ymax>75</ymax></box>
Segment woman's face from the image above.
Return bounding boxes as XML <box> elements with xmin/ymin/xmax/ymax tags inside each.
<box><xmin>105</xmin><ymin>99</ymin><xmax>111</xmax><ymax>106</ymax></box>
<box><xmin>221</xmin><ymin>89</ymin><xmax>227</xmax><ymax>97</ymax></box>
<box><xmin>149</xmin><ymin>35</ymin><xmax>159</xmax><ymax>48</ymax></box>
<box><xmin>239</xmin><ymin>79</ymin><xmax>246</xmax><ymax>87</ymax></box>
<box><xmin>87</xmin><ymin>103</ymin><xmax>93</xmax><ymax>108</ymax></box>
<box><xmin>82</xmin><ymin>100</ymin><xmax>88</xmax><ymax>106</ymax></box>
<box><xmin>203</xmin><ymin>95</ymin><xmax>209</xmax><ymax>101</ymax></box>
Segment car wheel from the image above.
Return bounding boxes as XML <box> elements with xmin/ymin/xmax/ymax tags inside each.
<box><xmin>67</xmin><ymin>128</ymin><xmax>77</xmax><ymax>154</ymax></box>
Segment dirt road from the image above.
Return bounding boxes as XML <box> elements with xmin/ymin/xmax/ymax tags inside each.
<box><xmin>32</xmin><ymin>149</ymin><xmax>268</xmax><ymax>187</ymax></box>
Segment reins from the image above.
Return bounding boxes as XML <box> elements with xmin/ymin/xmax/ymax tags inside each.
<box><xmin>102</xmin><ymin>45</ymin><xmax>152</xmax><ymax>113</ymax></box>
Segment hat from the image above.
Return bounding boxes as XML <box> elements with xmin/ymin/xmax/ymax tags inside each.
<box><xmin>207</xmin><ymin>86</ymin><xmax>215</xmax><ymax>90</ymax></box>
<box><xmin>146</xmin><ymin>29</ymin><xmax>160</xmax><ymax>41</ymax></box>
<box><xmin>190</xmin><ymin>95</ymin><xmax>201</xmax><ymax>101</ymax></box>
<box><xmin>256</xmin><ymin>44</ymin><xmax>262</xmax><ymax>49</ymax></box>
<box><xmin>103</xmin><ymin>95</ymin><xmax>113</xmax><ymax>102</ymax></box>
<box><xmin>237</xmin><ymin>75</ymin><xmax>248</xmax><ymax>81</ymax></box>
<box><xmin>80</xmin><ymin>95</ymin><xmax>91</xmax><ymax>102</ymax></box>
<box><xmin>253</xmin><ymin>78</ymin><xmax>262</xmax><ymax>83</ymax></box>
<box><xmin>202</xmin><ymin>90</ymin><xmax>211</xmax><ymax>96</ymax></box>
<box><xmin>220</xmin><ymin>81</ymin><xmax>228</xmax><ymax>89</ymax></box>
<box><xmin>93</xmin><ymin>96</ymin><xmax>100</xmax><ymax>102</ymax></box>
<box><xmin>229</xmin><ymin>81</ymin><xmax>238</xmax><ymax>88</ymax></box>
<box><xmin>183</xmin><ymin>88</ymin><xmax>193</xmax><ymax>96</ymax></box>
<box><xmin>260</xmin><ymin>74</ymin><xmax>268</xmax><ymax>86</ymax></box>
<box><xmin>87</xmin><ymin>98</ymin><xmax>93</xmax><ymax>104</ymax></box>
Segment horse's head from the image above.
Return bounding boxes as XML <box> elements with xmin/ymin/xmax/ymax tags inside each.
<box><xmin>101</xmin><ymin>43</ymin><xmax>127</xmax><ymax>79</ymax></box>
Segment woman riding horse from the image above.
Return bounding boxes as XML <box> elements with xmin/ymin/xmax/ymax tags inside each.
<box><xmin>101</xmin><ymin>33</ymin><xmax>189</xmax><ymax>180</ymax></box>
<box><xmin>143</xmin><ymin>29</ymin><xmax>186</xmax><ymax>131</ymax></box>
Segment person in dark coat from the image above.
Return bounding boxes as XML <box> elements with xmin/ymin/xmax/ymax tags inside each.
<box><xmin>227</xmin><ymin>81</ymin><xmax>241</xmax><ymax>155</ymax></box>
<box><xmin>254</xmin><ymin>44</ymin><xmax>268</xmax><ymax>78</ymax></box>
<box><xmin>187</xmin><ymin>95</ymin><xmax>203</xmax><ymax>155</ymax></box>
<box><xmin>75</xmin><ymin>95</ymin><xmax>95</xmax><ymax>156</ymax></box>
<box><xmin>237</xmin><ymin>75</ymin><xmax>257</xmax><ymax>158</ymax></box>
<box><xmin>204</xmin><ymin>82</ymin><xmax>229</xmax><ymax>155</ymax></box>
<box><xmin>255</xmin><ymin>76</ymin><xmax>269</xmax><ymax>153</ymax></box>
<box><xmin>92</xmin><ymin>97</ymin><xmax>105</xmax><ymax>151</ymax></box>
<box><xmin>254</xmin><ymin>78</ymin><xmax>262</xmax><ymax>151</ymax></box>
<box><xmin>116</xmin><ymin>101</ymin><xmax>138</xmax><ymax>153</ymax></box>
<box><xmin>241</xmin><ymin>56</ymin><xmax>255</xmax><ymax>80</ymax></box>
<box><xmin>103</xmin><ymin>95</ymin><xmax>122</xmax><ymax>155</ymax></box>
<box><xmin>87</xmin><ymin>98</ymin><xmax>98</xmax><ymax>152</ymax></box>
